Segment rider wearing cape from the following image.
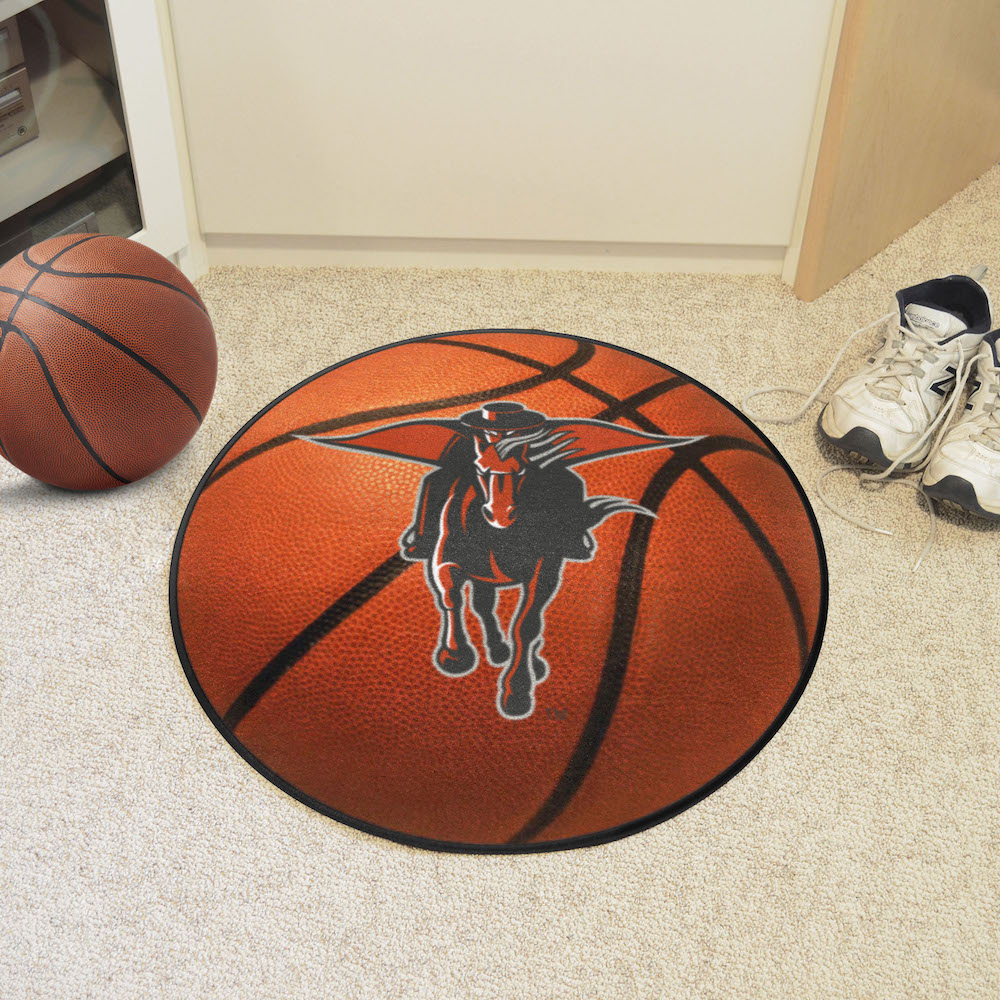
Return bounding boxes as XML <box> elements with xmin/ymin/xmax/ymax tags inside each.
<box><xmin>299</xmin><ymin>401</ymin><xmax>698</xmax><ymax>564</ymax></box>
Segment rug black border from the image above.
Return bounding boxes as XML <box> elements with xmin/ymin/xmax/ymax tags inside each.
<box><xmin>169</xmin><ymin>327</ymin><xmax>830</xmax><ymax>855</ymax></box>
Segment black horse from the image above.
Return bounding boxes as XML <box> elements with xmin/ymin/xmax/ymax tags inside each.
<box><xmin>301</xmin><ymin>401</ymin><xmax>697</xmax><ymax>719</ymax></box>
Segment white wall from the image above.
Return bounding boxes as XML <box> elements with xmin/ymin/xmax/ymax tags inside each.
<box><xmin>168</xmin><ymin>0</ymin><xmax>836</xmax><ymax>268</ymax></box>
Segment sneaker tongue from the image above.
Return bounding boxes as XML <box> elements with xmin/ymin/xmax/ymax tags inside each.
<box><xmin>904</xmin><ymin>303</ymin><xmax>967</xmax><ymax>339</ymax></box>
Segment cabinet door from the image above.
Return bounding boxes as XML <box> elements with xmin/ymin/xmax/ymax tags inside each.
<box><xmin>794</xmin><ymin>0</ymin><xmax>1000</xmax><ymax>299</ymax></box>
<box><xmin>170</xmin><ymin>0</ymin><xmax>836</xmax><ymax>247</ymax></box>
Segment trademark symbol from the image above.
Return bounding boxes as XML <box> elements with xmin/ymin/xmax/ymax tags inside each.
<box><xmin>545</xmin><ymin>707</ymin><xmax>568</xmax><ymax>721</ymax></box>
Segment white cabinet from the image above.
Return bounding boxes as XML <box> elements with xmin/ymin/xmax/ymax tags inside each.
<box><xmin>169</xmin><ymin>0</ymin><xmax>836</xmax><ymax>267</ymax></box>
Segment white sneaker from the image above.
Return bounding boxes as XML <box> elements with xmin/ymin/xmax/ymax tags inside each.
<box><xmin>922</xmin><ymin>330</ymin><xmax>1000</xmax><ymax>520</ymax></box>
<box><xmin>818</xmin><ymin>275</ymin><xmax>993</xmax><ymax>470</ymax></box>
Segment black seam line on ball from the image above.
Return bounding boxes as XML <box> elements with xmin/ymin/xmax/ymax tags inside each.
<box><xmin>694</xmin><ymin>461</ymin><xmax>808</xmax><ymax>665</ymax></box>
<box><xmin>508</xmin><ymin>435</ymin><xmax>782</xmax><ymax>845</ymax></box>
<box><xmin>0</xmin><ymin>283</ymin><xmax>203</xmax><ymax>423</ymax></box>
<box><xmin>217</xmin><ymin>366</ymin><xmax>688</xmax><ymax>729</ymax></box>
<box><xmin>22</xmin><ymin>246</ymin><xmax>208</xmax><ymax>315</ymax></box>
<box><xmin>5</xmin><ymin>235</ymin><xmax>100</xmax><ymax>329</ymax></box>
<box><xmin>222</xmin><ymin>554</ymin><xmax>413</xmax><ymax>730</ymax></box>
<box><xmin>0</xmin><ymin>326</ymin><xmax>7</xmax><ymax>456</ymax></box>
<box><xmin>0</xmin><ymin>320</ymin><xmax>12</xmax><ymax>457</ymax></box>
<box><xmin>204</xmin><ymin>338</ymin><xmax>599</xmax><ymax>489</ymax></box>
<box><xmin>431</xmin><ymin>338</ymin><xmax>685</xmax><ymax>435</ymax></box>
<box><xmin>1</xmin><ymin>233</ymin><xmax>101</xmax><ymax>462</ymax></box>
<box><xmin>11</xmin><ymin>325</ymin><xmax>129</xmax><ymax>483</ymax></box>
<box><xmin>591</xmin><ymin>378</ymin><xmax>688</xmax><ymax>422</ymax></box>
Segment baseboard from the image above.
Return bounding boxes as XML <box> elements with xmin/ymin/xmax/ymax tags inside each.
<box><xmin>172</xmin><ymin>238</ymin><xmax>209</xmax><ymax>282</ymax></box>
<box><xmin>203</xmin><ymin>234</ymin><xmax>785</xmax><ymax>274</ymax></box>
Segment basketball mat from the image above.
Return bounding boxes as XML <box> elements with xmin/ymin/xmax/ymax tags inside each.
<box><xmin>170</xmin><ymin>330</ymin><xmax>827</xmax><ymax>853</ymax></box>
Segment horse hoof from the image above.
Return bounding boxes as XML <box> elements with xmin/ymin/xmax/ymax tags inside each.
<box><xmin>485</xmin><ymin>639</ymin><xmax>511</xmax><ymax>667</ymax></box>
<box><xmin>498</xmin><ymin>670</ymin><xmax>535</xmax><ymax>719</ymax></box>
<box><xmin>435</xmin><ymin>645</ymin><xmax>477</xmax><ymax>677</ymax></box>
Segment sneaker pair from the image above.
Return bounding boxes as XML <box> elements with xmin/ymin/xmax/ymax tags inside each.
<box><xmin>819</xmin><ymin>272</ymin><xmax>999</xmax><ymax>519</ymax></box>
<box><xmin>744</xmin><ymin>270</ymin><xmax>1000</xmax><ymax>560</ymax></box>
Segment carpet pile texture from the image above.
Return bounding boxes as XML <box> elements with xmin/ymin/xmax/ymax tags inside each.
<box><xmin>2</xmin><ymin>167</ymin><xmax>999</xmax><ymax>998</ymax></box>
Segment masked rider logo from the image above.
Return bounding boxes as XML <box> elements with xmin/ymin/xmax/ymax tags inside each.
<box><xmin>301</xmin><ymin>401</ymin><xmax>697</xmax><ymax>719</ymax></box>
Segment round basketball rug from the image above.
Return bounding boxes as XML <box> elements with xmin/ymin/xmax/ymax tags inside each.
<box><xmin>170</xmin><ymin>329</ymin><xmax>827</xmax><ymax>853</ymax></box>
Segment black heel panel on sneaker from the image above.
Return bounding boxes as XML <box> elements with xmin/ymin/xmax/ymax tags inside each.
<box><xmin>815</xmin><ymin>419</ymin><xmax>917</xmax><ymax>471</ymax></box>
<box><xmin>923</xmin><ymin>475</ymin><xmax>1000</xmax><ymax>521</ymax></box>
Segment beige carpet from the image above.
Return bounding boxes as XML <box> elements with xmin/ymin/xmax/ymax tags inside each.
<box><xmin>3</xmin><ymin>167</ymin><xmax>1000</xmax><ymax>999</ymax></box>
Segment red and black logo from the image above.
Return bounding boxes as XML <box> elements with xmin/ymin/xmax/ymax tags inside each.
<box><xmin>301</xmin><ymin>401</ymin><xmax>698</xmax><ymax>719</ymax></box>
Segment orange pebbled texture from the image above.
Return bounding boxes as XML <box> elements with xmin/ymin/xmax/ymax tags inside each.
<box><xmin>172</xmin><ymin>329</ymin><xmax>826</xmax><ymax>852</ymax></box>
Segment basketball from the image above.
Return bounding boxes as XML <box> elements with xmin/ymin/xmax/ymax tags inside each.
<box><xmin>0</xmin><ymin>234</ymin><xmax>217</xmax><ymax>490</ymax></box>
<box><xmin>171</xmin><ymin>330</ymin><xmax>826</xmax><ymax>852</ymax></box>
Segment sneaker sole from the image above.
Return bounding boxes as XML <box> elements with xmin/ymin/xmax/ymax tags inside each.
<box><xmin>922</xmin><ymin>474</ymin><xmax>1000</xmax><ymax>521</ymax></box>
<box><xmin>815</xmin><ymin>416</ymin><xmax>919</xmax><ymax>472</ymax></box>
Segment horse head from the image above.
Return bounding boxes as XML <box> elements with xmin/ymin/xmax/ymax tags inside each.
<box><xmin>463</xmin><ymin>403</ymin><xmax>548</xmax><ymax>529</ymax></box>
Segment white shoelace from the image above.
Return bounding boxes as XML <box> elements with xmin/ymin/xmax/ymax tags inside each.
<box><xmin>742</xmin><ymin>312</ymin><xmax>973</xmax><ymax>570</ymax></box>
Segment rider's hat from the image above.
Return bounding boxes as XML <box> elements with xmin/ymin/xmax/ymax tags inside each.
<box><xmin>460</xmin><ymin>401</ymin><xmax>547</xmax><ymax>432</ymax></box>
